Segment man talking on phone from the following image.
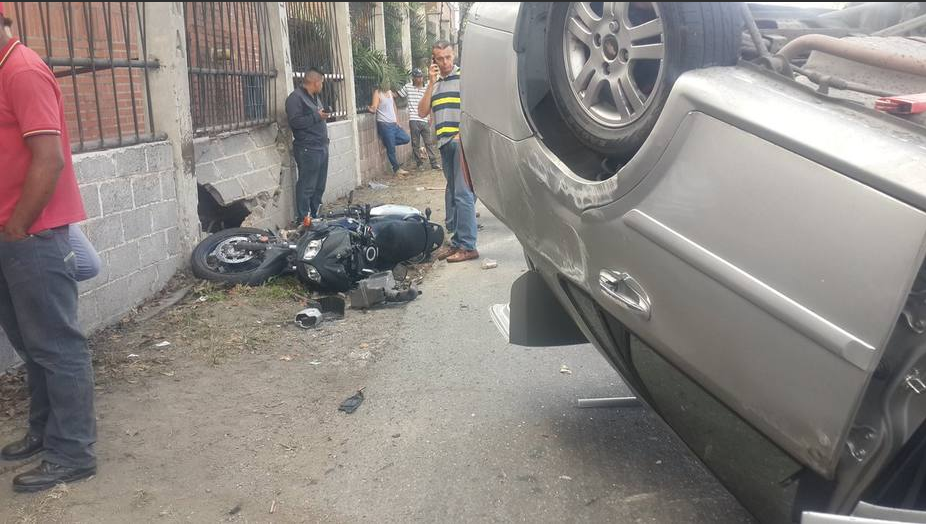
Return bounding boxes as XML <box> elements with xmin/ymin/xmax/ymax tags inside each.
<box><xmin>286</xmin><ymin>67</ymin><xmax>330</xmax><ymax>220</ymax></box>
<box><xmin>418</xmin><ymin>40</ymin><xmax>478</xmax><ymax>263</ymax></box>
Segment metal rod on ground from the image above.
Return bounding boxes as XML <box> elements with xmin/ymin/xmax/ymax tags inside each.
<box><xmin>577</xmin><ymin>397</ymin><xmax>642</xmax><ymax>409</ymax></box>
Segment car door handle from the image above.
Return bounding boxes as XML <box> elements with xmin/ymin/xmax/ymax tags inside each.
<box><xmin>599</xmin><ymin>270</ymin><xmax>652</xmax><ymax>320</ymax></box>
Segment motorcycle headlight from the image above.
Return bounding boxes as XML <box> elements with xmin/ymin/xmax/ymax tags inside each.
<box><xmin>302</xmin><ymin>238</ymin><xmax>324</xmax><ymax>261</ymax></box>
<box><xmin>305</xmin><ymin>265</ymin><xmax>321</xmax><ymax>283</ymax></box>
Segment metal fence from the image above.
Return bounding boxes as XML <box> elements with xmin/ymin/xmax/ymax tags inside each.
<box><xmin>184</xmin><ymin>2</ymin><xmax>278</xmax><ymax>137</ymax></box>
<box><xmin>10</xmin><ymin>2</ymin><xmax>160</xmax><ymax>153</ymax></box>
<box><xmin>354</xmin><ymin>74</ymin><xmax>377</xmax><ymax>113</ymax></box>
<box><xmin>287</xmin><ymin>2</ymin><xmax>349</xmax><ymax>121</ymax></box>
<box><xmin>349</xmin><ymin>2</ymin><xmax>375</xmax><ymax>49</ymax></box>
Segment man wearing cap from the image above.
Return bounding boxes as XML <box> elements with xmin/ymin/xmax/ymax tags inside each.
<box><xmin>399</xmin><ymin>69</ymin><xmax>439</xmax><ymax>171</ymax></box>
<box><xmin>0</xmin><ymin>8</ymin><xmax>97</xmax><ymax>492</ymax></box>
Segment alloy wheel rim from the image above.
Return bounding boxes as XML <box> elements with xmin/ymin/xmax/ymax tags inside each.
<box><xmin>563</xmin><ymin>2</ymin><xmax>665</xmax><ymax>128</ymax></box>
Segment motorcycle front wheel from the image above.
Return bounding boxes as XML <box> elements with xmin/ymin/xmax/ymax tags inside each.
<box><xmin>191</xmin><ymin>227</ymin><xmax>287</xmax><ymax>286</ymax></box>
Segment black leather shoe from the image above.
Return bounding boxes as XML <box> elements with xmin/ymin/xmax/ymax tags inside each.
<box><xmin>1</xmin><ymin>434</ymin><xmax>44</xmax><ymax>461</ymax></box>
<box><xmin>13</xmin><ymin>461</ymin><xmax>96</xmax><ymax>493</ymax></box>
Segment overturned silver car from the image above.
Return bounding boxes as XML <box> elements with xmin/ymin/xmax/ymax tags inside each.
<box><xmin>461</xmin><ymin>2</ymin><xmax>926</xmax><ymax>522</ymax></box>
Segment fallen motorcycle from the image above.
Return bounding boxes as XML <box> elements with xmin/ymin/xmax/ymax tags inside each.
<box><xmin>191</xmin><ymin>202</ymin><xmax>444</xmax><ymax>292</ymax></box>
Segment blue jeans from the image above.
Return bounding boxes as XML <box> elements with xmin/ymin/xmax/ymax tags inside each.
<box><xmin>440</xmin><ymin>141</ymin><xmax>477</xmax><ymax>251</ymax></box>
<box><xmin>376</xmin><ymin>122</ymin><xmax>411</xmax><ymax>172</ymax></box>
<box><xmin>295</xmin><ymin>145</ymin><xmax>329</xmax><ymax>219</ymax></box>
<box><xmin>0</xmin><ymin>226</ymin><xmax>96</xmax><ymax>468</ymax></box>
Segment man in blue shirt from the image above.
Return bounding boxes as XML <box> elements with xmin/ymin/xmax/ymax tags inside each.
<box><xmin>285</xmin><ymin>68</ymin><xmax>330</xmax><ymax>220</ymax></box>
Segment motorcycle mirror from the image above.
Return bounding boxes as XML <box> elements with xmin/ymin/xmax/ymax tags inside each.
<box><xmin>425</xmin><ymin>207</ymin><xmax>432</xmax><ymax>220</ymax></box>
<box><xmin>347</xmin><ymin>190</ymin><xmax>354</xmax><ymax>205</ymax></box>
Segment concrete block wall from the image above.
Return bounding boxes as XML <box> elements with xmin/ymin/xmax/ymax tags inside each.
<box><xmin>357</xmin><ymin>109</ymin><xmax>413</xmax><ymax>184</ymax></box>
<box><xmin>0</xmin><ymin>141</ymin><xmax>184</xmax><ymax>371</ymax></box>
<box><xmin>322</xmin><ymin>120</ymin><xmax>359</xmax><ymax>204</ymax></box>
<box><xmin>76</xmin><ymin>142</ymin><xmax>184</xmax><ymax>332</ymax></box>
<box><xmin>194</xmin><ymin>124</ymin><xmax>293</xmax><ymax>230</ymax></box>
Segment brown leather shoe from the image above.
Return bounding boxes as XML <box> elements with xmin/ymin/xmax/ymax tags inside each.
<box><xmin>447</xmin><ymin>249</ymin><xmax>479</xmax><ymax>263</ymax></box>
<box><xmin>436</xmin><ymin>246</ymin><xmax>459</xmax><ymax>261</ymax></box>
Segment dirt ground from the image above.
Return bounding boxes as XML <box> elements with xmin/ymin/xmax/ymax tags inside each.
<box><xmin>0</xmin><ymin>167</ymin><xmax>448</xmax><ymax>522</ymax></box>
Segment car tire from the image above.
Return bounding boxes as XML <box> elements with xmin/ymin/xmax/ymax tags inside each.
<box><xmin>547</xmin><ymin>2</ymin><xmax>740</xmax><ymax>158</ymax></box>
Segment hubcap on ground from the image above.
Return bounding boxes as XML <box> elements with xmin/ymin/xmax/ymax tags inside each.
<box><xmin>563</xmin><ymin>2</ymin><xmax>665</xmax><ymax>127</ymax></box>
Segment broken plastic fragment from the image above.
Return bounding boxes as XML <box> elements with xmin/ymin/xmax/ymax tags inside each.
<box><xmin>338</xmin><ymin>389</ymin><xmax>365</xmax><ymax>414</ymax></box>
<box><xmin>154</xmin><ymin>341</ymin><xmax>171</xmax><ymax>348</ymax></box>
<box><xmin>560</xmin><ymin>365</ymin><xmax>572</xmax><ymax>375</ymax></box>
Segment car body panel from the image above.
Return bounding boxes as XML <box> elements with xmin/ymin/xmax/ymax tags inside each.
<box><xmin>461</xmin><ymin>11</ymin><xmax>926</xmax><ymax>479</ymax></box>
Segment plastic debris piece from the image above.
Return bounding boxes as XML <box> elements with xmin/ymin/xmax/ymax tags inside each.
<box><xmin>127</xmin><ymin>354</ymin><xmax>140</xmax><ymax>359</ymax></box>
<box><xmin>481</xmin><ymin>259</ymin><xmax>498</xmax><ymax>270</ymax></box>
<box><xmin>295</xmin><ymin>308</ymin><xmax>323</xmax><ymax>329</ymax></box>
<box><xmin>154</xmin><ymin>341</ymin><xmax>171</xmax><ymax>348</ymax></box>
<box><xmin>338</xmin><ymin>389</ymin><xmax>365</xmax><ymax>414</ymax></box>
<box><xmin>559</xmin><ymin>475</ymin><xmax>573</xmax><ymax>481</ymax></box>
<box><xmin>560</xmin><ymin>364</ymin><xmax>572</xmax><ymax>375</ymax></box>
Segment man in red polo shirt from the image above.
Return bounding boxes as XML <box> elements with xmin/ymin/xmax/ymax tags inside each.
<box><xmin>0</xmin><ymin>6</ymin><xmax>97</xmax><ymax>492</ymax></box>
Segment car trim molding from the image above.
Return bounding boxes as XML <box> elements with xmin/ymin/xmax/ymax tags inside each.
<box><xmin>624</xmin><ymin>209</ymin><xmax>876</xmax><ymax>371</ymax></box>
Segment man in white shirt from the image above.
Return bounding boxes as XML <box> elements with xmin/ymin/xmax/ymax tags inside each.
<box><xmin>400</xmin><ymin>69</ymin><xmax>439</xmax><ymax>171</ymax></box>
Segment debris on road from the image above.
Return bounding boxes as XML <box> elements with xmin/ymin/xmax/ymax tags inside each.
<box><xmin>154</xmin><ymin>341</ymin><xmax>171</xmax><ymax>348</ymax></box>
<box><xmin>560</xmin><ymin>364</ymin><xmax>572</xmax><ymax>375</ymax></box>
<box><xmin>279</xmin><ymin>355</ymin><xmax>295</xmax><ymax>361</ymax></box>
<box><xmin>228</xmin><ymin>503</ymin><xmax>242</xmax><ymax>515</ymax></box>
<box><xmin>270</xmin><ymin>500</ymin><xmax>277</xmax><ymax>514</ymax></box>
<box><xmin>295</xmin><ymin>308</ymin><xmax>323</xmax><ymax>329</ymax></box>
<box><xmin>316</xmin><ymin>295</ymin><xmax>346</xmax><ymax>320</ymax></box>
<box><xmin>339</xmin><ymin>388</ymin><xmax>365</xmax><ymax>414</ymax></box>
<box><xmin>349</xmin><ymin>272</ymin><xmax>420</xmax><ymax>309</ymax></box>
<box><xmin>309</xmin><ymin>360</ymin><xmax>321</xmax><ymax>366</ymax></box>
<box><xmin>368</xmin><ymin>181</ymin><xmax>389</xmax><ymax>190</ymax></box>
<box><xmin>481</xmin><ymin>259</ymin><xmax>498</xmax><ymax>270</ymax></box>
<box><xmin>127</xmin><ymin>354</ymin><xmax>140</xmax><ymax>359</ymax></box>
<box><xmin>559</xmin><ymin>475</ymin><xmax>573</xmax><ymax>481</ymax></box>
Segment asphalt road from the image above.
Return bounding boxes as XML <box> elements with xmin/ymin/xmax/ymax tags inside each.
<box><xmin>310</xmin><ymin>204</ymin><xmax>755</xmax><ymax>523</ymax></box>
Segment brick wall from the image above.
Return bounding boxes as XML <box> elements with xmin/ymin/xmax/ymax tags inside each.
<box><xmin>357</xmin><ymin>109</ymin><xmax>413</xmax><ymax>184</ymax></box>
<box><xmin>0</xmin><ymin>141</ymin><xmax>183</xmax><ymax>370</ymax></box>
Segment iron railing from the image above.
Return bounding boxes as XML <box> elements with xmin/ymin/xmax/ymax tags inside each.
<box><xmin>287</xmin><ymin>2</ymin><xmax>349</xmax><ymax>121</ymax></box>
<box><xmin>184</xmin><ymin>2</ymin><xmax>278</xmax><ymax>137</ymax></box>
<box><xmin>354</xmin><ymin>74</ymin><xmax>377</xmax><ymax>114</ymax></box>
<box><xmin>349</xmin><ymin>2</ymin><xmax>375</xmax><ymax>49</ymax></box>
<box><xmin>10</xmin><ymin>2</ymin><xmax>161</xmax><ymax>153</ymax></box>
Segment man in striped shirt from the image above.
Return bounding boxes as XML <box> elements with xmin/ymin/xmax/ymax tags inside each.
<box><xmin>399</xmin><ymin>69</ymin><xmax>439</xmax><ymax>171</ymax></box>
<box><xmin>418</xmin><ymin>40</ymin><xmax>479</xmax><ymax>263</ymax></box>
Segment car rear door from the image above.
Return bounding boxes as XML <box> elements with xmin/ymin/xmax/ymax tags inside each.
<box><xmin>580</xmin><ymin>107</ymin><xmax>926</xmax><ymax>478</ymax></box>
